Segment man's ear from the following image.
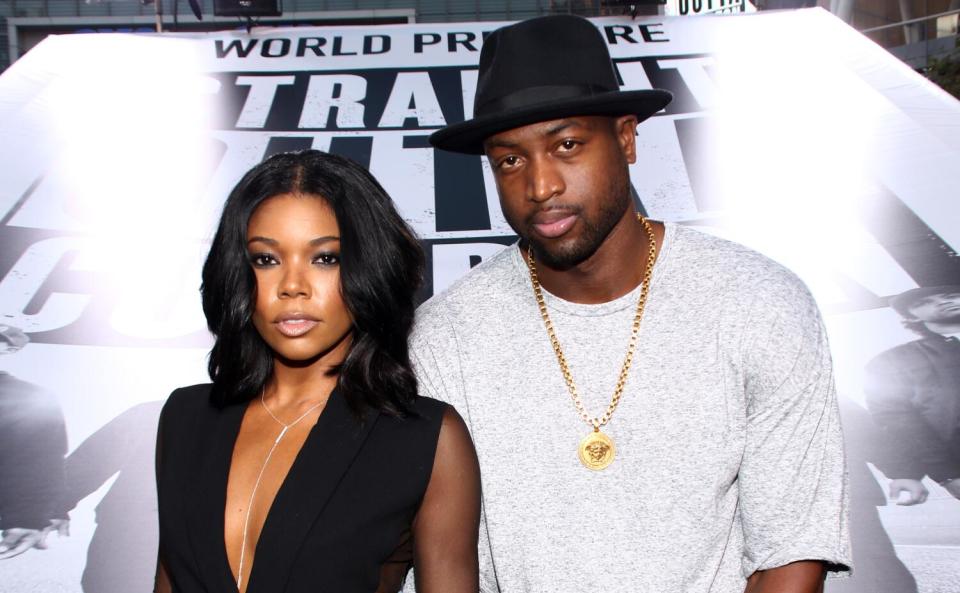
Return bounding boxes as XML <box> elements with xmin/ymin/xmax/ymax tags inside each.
<box><xmin>615</xmin><ymin>115</ymin><xmax>639</xmax><ymax>164</ymax></box>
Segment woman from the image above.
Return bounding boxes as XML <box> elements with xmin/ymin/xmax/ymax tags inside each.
<box><xmin>155</xmin><ymin>151</ymin><xmax>480</xmax><ymax>593</ymax></box>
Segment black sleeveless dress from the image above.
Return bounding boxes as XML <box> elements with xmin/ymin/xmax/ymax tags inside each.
<box><xmin>155</xmin><ymin>383</ymin><xmax>446</xmax><ymax>593</ymax></box>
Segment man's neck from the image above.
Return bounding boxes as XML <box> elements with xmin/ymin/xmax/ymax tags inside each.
<box><xmin>533</xmin><ymin>213</ymin><xmax>664</xmax><ymax>305</ymax></box>
<box><xmin>927</xmin><ymin>321</ymin><xmax>960</xmax><ymax>336</ymax></box>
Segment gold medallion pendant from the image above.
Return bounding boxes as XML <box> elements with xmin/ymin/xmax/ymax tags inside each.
<box><xmin>526</xmin><ymin>214</ymin><xmax>657</xmax><ymax>471</ymax></box>
<box><xmin>578</xmin><ymin>430</ymin><xmax>616</xmax><ymax>471</ymax></box>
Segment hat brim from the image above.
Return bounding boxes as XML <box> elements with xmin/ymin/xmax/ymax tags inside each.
<box><xmin>428</xmin><ymin>89</ymin><xmax>673</xmax><ymax>155</ymax></box>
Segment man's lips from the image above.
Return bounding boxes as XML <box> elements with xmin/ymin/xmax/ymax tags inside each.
<box><xmin>530</xmin><ymin>212</ymin><xmax>577</xmax><ymax>239</ymax></box>
<box><xmin>274</xmin><ymin>314</ymin><xmax>319</xmax><ymax>337</ymax></box>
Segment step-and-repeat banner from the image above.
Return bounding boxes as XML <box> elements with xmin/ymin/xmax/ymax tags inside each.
<box><xmin>0</xmin><ymin>8</ymin><xmax>957</xmax><ymax>592</ymax></box>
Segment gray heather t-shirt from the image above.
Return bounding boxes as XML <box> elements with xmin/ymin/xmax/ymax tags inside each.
<box><xmin>410</xmin><ymin>223</ymin><xmax>851</xmax><ymax>593</ymax></box>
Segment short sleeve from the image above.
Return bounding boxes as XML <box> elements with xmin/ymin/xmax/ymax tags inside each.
<box><xmin>410</xmin><ymin>406</ymin><xmax>481</xmax><ymax>593</ymax></box>
<box><xmin>737</xmin><ymin>273</ymin><xmax>852</xmax><ymax>578</ymax></box>
<box><xmin>409</xmin><ymin>306</ymin><xmax>468</xmax><ymax>411</ymax></box>
<box><xmin>406</xmin><ymin>304</ymin><xmax>501</xmax><ymax>593</ymax></box>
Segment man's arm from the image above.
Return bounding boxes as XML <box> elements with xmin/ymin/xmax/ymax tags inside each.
<box><xmin>154</xmin><ymin>557</ymin><xmax>172</xmax><ymax>593</ymax></box>
<box><xmin>737</xmin><ymin>272</ymin><xmax>851</xmax><ymax>585</ymax></box>
<box><xmin>745</xmin><ymin>560</ymin><xmax>825</xmax><ymax>593</ymax></box>
<box><xmin>412</xmin><ymin>407</ymin><xmax>481</xmax><ymax>593</ymax></box>
<box><xmin>405</xmin><ymin>307</ymin><xmax>500</xmax><ymax>593</ymax></box>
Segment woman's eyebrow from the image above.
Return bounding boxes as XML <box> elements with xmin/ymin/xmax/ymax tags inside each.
<box><xmin>247</xmin><ymin>235</ymin><xmax>340</xmax><ymax>246</ymax></box>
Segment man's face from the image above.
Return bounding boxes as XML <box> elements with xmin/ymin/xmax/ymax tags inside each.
<box><xmin>907</xmin><ymin>292</ymin><xmax>960</xmax><ymax>324</ymax></box>
<box><xmin>484</xmin><ymin>115</ymin><xmax>638</xmax><ymax>269</ymax></box>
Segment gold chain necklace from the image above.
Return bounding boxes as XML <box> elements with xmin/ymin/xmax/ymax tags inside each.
<box><xmin>235</xmin><ymin>392</ymin><xmax>325</xmax><ymax>590</ymax></box>
<box><xmin>525</xmin><ymin>213</ymin><xmax>657</xmax><ymax>470</ymax></box>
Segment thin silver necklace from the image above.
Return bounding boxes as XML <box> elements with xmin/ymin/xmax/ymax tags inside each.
<box><xmin>235</xmin><ymin>391</ymin><xmax>325</xmax><ymax>590</ymax></box>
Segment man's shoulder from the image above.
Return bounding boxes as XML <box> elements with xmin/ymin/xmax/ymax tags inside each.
<box><xmin>416</xmin><ymin>244</ymin><xmax>521</xmax><ymax>325</ymax></box>
<box><xmin>0</xmin><ymin>373</ymin><xmax>53</xmax><ymax>396</ymax></box>
<box><xmin>669</xmin><ymin>224</ymin><xmax>811</xmax><ymax>300</ymax></box>
<box><xmin>866</xmin><ymin>336</ymin><xmax>948</xmax><ymax>371</ymax></box>
<box><xmin>0</xmin><ymin>374</ymin><xmax>62</xmax><ymax>426</ymax></box>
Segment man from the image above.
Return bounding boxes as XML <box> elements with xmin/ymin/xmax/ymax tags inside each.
<box><xmin>410</xmin><ymin>14</ymin><xmax>850</xmax><ymax>593</ymax></box>
<box><xmin>0</xmin><ymin>325</ymin><xmax>69</xmax><ymax>559</ymax></box>
<box><xmin>865</xmin><ymin>286</ymin><xmax>960</xmax><ymax>506</ymax></box>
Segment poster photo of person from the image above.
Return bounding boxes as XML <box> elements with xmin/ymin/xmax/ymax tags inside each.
<box><xmin>0</xmin><ymin>325</ymin><xmax>69</xmax><ymax>559</ymax></box>
<box><xmin>826</xmin><ymin>283</ymin><xmax>960</xmax><ymax>593</ymax></box>
<box><xmin>866</xmin><ymin>287</ymin><xmax>960</xmax><ymax>504</ymax></box>
<box><xmin>0</xmin><ymin>340</ymin><xmax>209</xmax><ymax>592</ymax></box>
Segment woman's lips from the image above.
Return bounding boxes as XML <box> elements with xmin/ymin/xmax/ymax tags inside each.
<box><xmin>275</xmin><ymin>317</ymin><xmax>319</xmax><ymax>337</ymax></box>
<box><xmin>532</xmin><ymin>214</ymin><xmax>577</xmax><ymax>239</ymax></box>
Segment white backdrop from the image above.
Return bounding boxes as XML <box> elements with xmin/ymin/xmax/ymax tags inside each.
<box><xmin>0</xmin><ymin>9</ymin><xmax>957</xmax><ymax>592</ymax></box>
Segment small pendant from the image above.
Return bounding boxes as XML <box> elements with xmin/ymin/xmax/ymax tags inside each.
<box><xmin>578</xmin><ymin>430</ymin><xmax>615</xmax><ymax>470</ymax></box>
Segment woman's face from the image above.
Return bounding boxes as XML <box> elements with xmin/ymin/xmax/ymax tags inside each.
<box><xmin>247</xmin><ymin>193</ymin><xmax>353</xmax><ymax>364</ymax></box>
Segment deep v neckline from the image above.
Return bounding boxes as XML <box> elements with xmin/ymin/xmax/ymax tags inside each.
<box><xmin>220</xmin><ymin>392</ymin><xmax>330</xmax><ymax>593</ymax></box>
<box><xmin>186</xmin><ymin>386</ymin><xmax>381</xmax><ymax>593</ymax></box>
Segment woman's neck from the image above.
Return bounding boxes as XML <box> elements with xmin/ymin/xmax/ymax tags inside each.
<box><xmin>266</xmin><ymin>334</ymin><xmax>351</xmax><ymax>408</ymax></box>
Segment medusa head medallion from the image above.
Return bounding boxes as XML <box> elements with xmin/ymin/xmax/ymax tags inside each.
<box><xmin>577</xmin><ymin>430</ymin><xmax>616</xmax><ymax>470</ymax></box>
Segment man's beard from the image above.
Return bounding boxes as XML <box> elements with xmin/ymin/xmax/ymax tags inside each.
<box><xmin>524</xmin><ymin>177</ymin><xmax>632</xmax><ymax>271</ymax></box>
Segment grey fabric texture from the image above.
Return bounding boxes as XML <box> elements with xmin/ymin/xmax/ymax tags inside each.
<box><xmin>408</xmin><ymin>222</ymin><xmax>852</xmax><ymax>593</ymax></box>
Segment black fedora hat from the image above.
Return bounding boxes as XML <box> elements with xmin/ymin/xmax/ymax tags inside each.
<box><xmin>428</xmin><ymin>14</ymin><xmax>673</xmax><ymax>155</ymax></box>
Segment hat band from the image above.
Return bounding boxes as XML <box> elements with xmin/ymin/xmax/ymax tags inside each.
<box><xmin>476</xmin><ymin>83</ymin><xmax>613</xmax><ymax>117</ymax></box>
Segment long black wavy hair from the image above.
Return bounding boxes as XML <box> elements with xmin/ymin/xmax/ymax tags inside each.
<box><xmin>201</xmin><ymin>150</ymin><xmax>424</xmax><ymax>416</ymax></box>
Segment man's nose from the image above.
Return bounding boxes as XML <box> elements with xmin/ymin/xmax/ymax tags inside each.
<box><xmin>528</xmin><ymin>157</ymin><xmax>564</xmax><ymax>203</ymax></box>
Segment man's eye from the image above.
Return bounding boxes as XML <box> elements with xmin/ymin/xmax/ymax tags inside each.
<box><xmin>250</xmin><ymin>253</ymin><xmax>277</xmax><ymax>267</ymax></box>
<box><xmin>498</xmin><ymin>155</ymin><xmax>520</xmax><ymax>169</ymax></box>
<box><xmin>315</xmin><ymin>253</ymin><xmax>340</xmax><ymax>266</ymax></box>
<box><xmin>559</xmin><ymin>139</ymin><xmax>579</xmax><ymax>151</ymax></box>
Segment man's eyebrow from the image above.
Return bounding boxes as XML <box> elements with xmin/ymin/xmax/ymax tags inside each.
<box><xmin>485</xmin><ymin>120</ymin><xmax>584</xmax><ymax>151</ymax></box>
<box><xmin>545</xmin><ymin>121</ymin><xmax>577</xmax><ymax>136</ymax></box>
<box><xmin>485</xmin><ymin>137</ymin><xmax>518</xmax><ymax>150</ymax></box>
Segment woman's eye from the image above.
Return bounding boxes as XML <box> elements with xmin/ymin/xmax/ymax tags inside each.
<box><xmin>250</xmin><ymin>253</ymin><xmax>277</xmax><ymax>267</ymax></box>
<box><xmin>315</xmin><ymin>253</ymin><xmax>340</xmax><ymax>266</ymax></box>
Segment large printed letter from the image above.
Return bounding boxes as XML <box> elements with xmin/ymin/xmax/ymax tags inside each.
<box><xmin>299</xmin><ymin>75</ymin><xmax>367</xmax><ymax>129</ymax></box>
<box><xmin>0</xmin><ymin>238</ymin><xmax>89</xmax><ymax>332</ymax></box>
<box><xmin>235</xmin><ymin>75</ymin><xmax>296</xmax><ymax>128</ymax></box>
<box><xmin>378</xmin><ymin>72</ymin><xmax>447</xmax><ymax>128</ymax></box>
<box><xmin>657</xmin><ymin>57</ymin><xmax>717</xmax><ymax>110</ymax></box>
